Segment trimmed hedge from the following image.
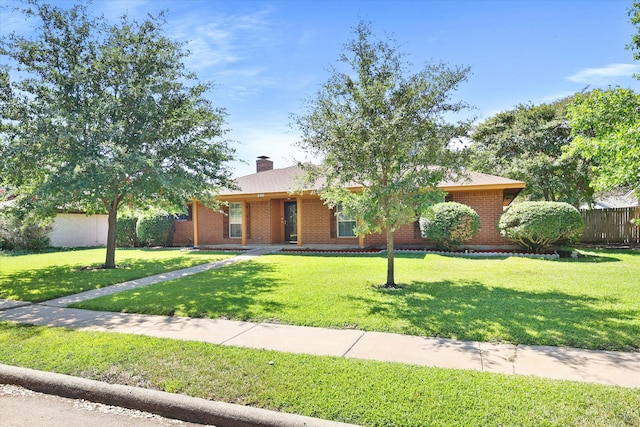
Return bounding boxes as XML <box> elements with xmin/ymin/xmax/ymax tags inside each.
<box><xmin>498</xmin><ymin>201</ymin><xmax>584</xmax><ymax>252</ymax></box>
<box><xmin>136</xmin><ymin>213</ymin><xmax>175</xmax><ymax>247</ymax></box>
<box><xmin>419</xmin><ymin>202</ymin><xmax>481</xmax><ymax>250</ymax></box>
<box><xmin>116</xmin><ymin>215</ymin><xmax>139</xmax><ymax>247</ymax></box>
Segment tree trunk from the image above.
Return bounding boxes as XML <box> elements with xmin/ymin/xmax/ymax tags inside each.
<box><xmin>104</xmin><ymin>201</ymin><xmax>118</xmax><ymax>269</ymax></box>
<box><xmin>385</xmin><ymin>226</ymin><xmax>396</xmax><ymax>287</ymax></box>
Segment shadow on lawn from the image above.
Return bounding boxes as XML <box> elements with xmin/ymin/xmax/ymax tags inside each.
<box><xmin>82</xmin><ymin>261</ymin><xmax>283</xmax><ymax>320</ymax></box>
<box><xmin>0</xmin><ymin>256</ymin><xmax>219</xmax><ymax>303</ymax></box>
<box><xmin>359</xmin><ymin>280</ymin><xmax>640</xmax><ymax>352</ymax></box>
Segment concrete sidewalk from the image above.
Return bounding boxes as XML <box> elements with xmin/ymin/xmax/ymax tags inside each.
<box><xmin>1</xmin><ymin>302</ymin><xmax>639</xmax><ymax>388</ymax></box>
<box><xmin>0</xmin><ymin>245</ymin><xmax>638</xmax><ymax>390</ymax></box>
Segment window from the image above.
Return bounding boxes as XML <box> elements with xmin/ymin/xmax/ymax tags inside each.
<box><xmin>337</xmin><ymin>205</ymin><xmax>357</xmax><ymax>238</ymax></box>
<box><xmin>229</xmin><ymin>202</ymin><xmax>242</xmax><ymax>238</ymax></box>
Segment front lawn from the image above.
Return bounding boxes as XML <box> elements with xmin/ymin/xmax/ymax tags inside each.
<box><xmin>74</xmin><ymin>250</ymin><xmax>640</xmax><ymax>351</ymax></box>
<box><xmin>0</xmin><ymin>248</ymin><xmax>236</xmax><ymax>302</ymax></box>
<box><xmin>0</xmin><ymin>322</ymin><xmax>638</xmax><ymax>427</ymax></box>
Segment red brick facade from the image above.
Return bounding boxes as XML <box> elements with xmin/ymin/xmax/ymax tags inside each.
<box><xmin>173</xmin><ymin>190</ymin><xmax>512</xmax><ymax>248</ymax></box>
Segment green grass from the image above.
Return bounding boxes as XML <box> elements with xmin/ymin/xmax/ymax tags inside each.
<box><xmin>0</xmin><ymin>248</ymin><xmax>236</xmax><ymax>302</ymax></box>
<box><xmin>0</xmin><ymin>322</ymin><xmax>638</xmax><ymax>427</ymax></box>
<box><xmin>74</xmin><ymin>250</ymin><xmax>640</xmax><ymax>351</ymax></box>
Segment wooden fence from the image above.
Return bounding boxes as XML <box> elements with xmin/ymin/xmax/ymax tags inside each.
<box><xmin>580</xmin><ymin>207</ymin><xmax>640</xmax><ymax>244</ymax></box>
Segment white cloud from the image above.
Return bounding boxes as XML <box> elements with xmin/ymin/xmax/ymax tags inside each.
<box><xmin>567</xmin><ymin>63</ymin><xmax>640</xmax><ymax>85</ymax></box>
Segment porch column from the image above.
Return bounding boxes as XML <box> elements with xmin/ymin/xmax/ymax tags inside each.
<box><xmin>296</xmin><ymin>196</ymin><xmax>303</xmax><ymax>246</ymax></box>
<box><xmin>241</xmin><ymin>200</ymin><xmax>248</xmax><ymax>247</ymax></box>
<box><xmin>192</xmin><ymin>200</ymin><xmax>199</xmax><ymax>248</ymax></box>
<box><xmin>358</xmin><ymin>218</ymin><xmax>365</xmax><ymax>248</ymax></box>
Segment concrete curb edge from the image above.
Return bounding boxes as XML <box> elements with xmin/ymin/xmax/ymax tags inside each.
<box><xmin>0</xmin><ymin>364</ymin><xmax>359</xmax><ymax>427</ymax></box>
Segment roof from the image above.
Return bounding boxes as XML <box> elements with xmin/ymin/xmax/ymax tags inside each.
<box><xmin>220</xmin><ymin>165</ymin><xmax>525</xmax><ymax>197</ymax></box>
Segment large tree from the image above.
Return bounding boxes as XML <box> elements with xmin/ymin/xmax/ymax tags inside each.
<box><xmin>565</xmin><ymin>2</ymin><xmax>640</xmax><ymax>199</ymax></box>
<box><xmin>567</xmin><ymin>88</ymin><xmax>640</xmax><ymax>194</ymax></box>
<box><xmin>293</xmin><ymin>22</ymin><xmax>472</xmax><ymax>287</ymax></box>
<box><xmin>468</xmin><ymin>99</ymin><xmax>594</xmax><ymax>206</ymax></box>
<box><xmin>0</xmin><ymin>1</ymin><xmax>234</xmax><ymax>267</ymax></box>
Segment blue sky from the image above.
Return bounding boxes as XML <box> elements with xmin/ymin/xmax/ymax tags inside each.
<box><xmin>1</xmin><ymin>0</ymin><xmax>639</xmax><ymax>177</ymax></box>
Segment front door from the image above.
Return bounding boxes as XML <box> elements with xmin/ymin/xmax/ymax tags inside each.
<box><xmin>284</xmin><ymin>201</ymin><xmax>297</xmax><ymax>243</ymax></box>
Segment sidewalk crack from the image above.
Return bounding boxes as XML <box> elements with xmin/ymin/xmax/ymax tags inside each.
<box><xmin>478</xmin><ymin>342</ymin><xmax>485</xmax><ymax>371</ymax></box>
<box><xmin>341</xmin><ymin>331</ymin><xmax>366</xmax><ymax>357</ymax></box>
<box><xmin>219</xmin><ymin>322</ymin><xmax>259</xmax><ymax>345</ymax></box>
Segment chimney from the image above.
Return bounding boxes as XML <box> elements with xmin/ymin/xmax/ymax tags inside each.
<box><xmin>256</xmin><ymin>155</ymin><xmax>273</xmax><ymax>173</ymax></box>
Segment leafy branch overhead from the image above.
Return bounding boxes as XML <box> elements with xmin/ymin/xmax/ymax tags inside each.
<box><xmin>0</xmin><ymin>1</ymin><xmax>235</xmax><ymax>267</ymax></box>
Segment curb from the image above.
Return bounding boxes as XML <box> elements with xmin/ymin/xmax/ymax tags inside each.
<box><xmin>0</xmin><ymin>364</ymin><xmax>359</xmax><ymax>427</ymax></box>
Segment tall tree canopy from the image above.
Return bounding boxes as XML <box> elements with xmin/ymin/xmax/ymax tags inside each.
<box><xmin>567</xmin><ymin>88</ymin><xmax>640</xmax><ymax>194</ymax></box>
<box><xmin>467</xmin><ymin>99</ymin><xmax>593</xmax><ymax>206</ymax></box>
<box><xmin>565</xmin><ymin>3</ymin><xmax>640</xmax><ymax>199</ymax></box>
<box><xmin>293</xmin><ymin>22</ymin><xmax>472</xmax><ymax>287</ymax></box>
<box><xmin>0</xmin><ymin>1</ymin><xmax>234</xmax><ymax>267</ymax></box>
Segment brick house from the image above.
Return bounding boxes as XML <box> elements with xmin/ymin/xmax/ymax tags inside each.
<box><xmin>173</xmin><ymin>157</ymin><xmax>526</xmax><ymax>248</ymax></box>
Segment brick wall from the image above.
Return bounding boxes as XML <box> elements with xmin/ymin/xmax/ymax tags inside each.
<box><xmin>197</xmin><ymin>202</ymin><xmax>224</xmax><ymax>245</ymax></box>
<box><xmin>301</xmin><ymin>198</ymin><xmax>359</xmax><ymax>245</ymax></box>
<box><xmin>360</xmin><ymin>190</ymin><xmax>511</xmax><ymax>248</ymax></box>
<box><xmin>247</xmin><ymin>201</ymin><xmax>271</xmax><ymax>244</ymax></box>
<box><xmin>174</xmin><ymin>190</ymin><xmax>512</xmax><ymax>247</ymax></box>
<box><xmin>447</xmin><ymin>189</ymin><xmax>510</xmax><ymax>246</ymax></box>
<box><xmin>173</xmin><ymin>220</ymin><xmax>193</xmax><ymax>245</ymax></box>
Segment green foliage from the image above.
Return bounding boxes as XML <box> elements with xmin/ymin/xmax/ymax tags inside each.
<box><xmin>293</xmin><ymin>21</ymin><xmax>472</xmax><ymax>286</ymax></box>
<box><xmin>419</xmin><ymin>202</ymin><xmax>480</xmax><ymax>250</ymax></box>
<box><xmin>498</xmin><ymin>202</ymin><xmax>584</xmax><ymax>252</ymax></box>
<box><xmin>468</xmin><ymin>99</ymin><xmax>593</xmax><ymax>206</ymax></box>
<box><xmin>567</xmin><ymin>88</ymin><xmax>640</xmax><ymax>194</ymax></box>
<box><xmin>628</xmin><ymin>1</ymin><xmax>640</xmax><ymax>68</ymax></box>
<box><xmin>116</xmin><ymin>214</ymin><xmax>139</xmax><ymax>248</ymax></box>
<box><xmin>0</xmin><ymin>2</ymin><xmax>234</xmax><ymax>267</ymax></box>
<box><xmin>136</xmin><ymin>212</ymin><xmax>174</xmax><ymax>247</ymax></box>
<box><xmin>0</xmin><ymin>206</ymin><xmax>52</xmax><ymax>251</ymax></box>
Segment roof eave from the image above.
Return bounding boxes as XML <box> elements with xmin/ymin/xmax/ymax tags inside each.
<box><xmin>438</xmin><ymin>182</ymin><xmax>527</xmax><ymax>192</ymax></box>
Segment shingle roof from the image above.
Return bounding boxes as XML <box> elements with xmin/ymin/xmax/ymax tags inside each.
<box><xmin>438</xmin><ymin>170</ymin><xmax>526</xmax><ymax>190</ymax></box>
<box><xmin>220</xmin><ymin>165</ymin><xmax>525</xmax><ymax>196</ymax></box>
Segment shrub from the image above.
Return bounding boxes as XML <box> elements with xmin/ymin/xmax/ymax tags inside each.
<box><xmin>0</xmin><ymin>209</ymin><xmax>51</xmax><ymax>251</ymax></box>
<box><xmin>419</xmin><ymin>202</ymin><xmax>481</xmax><ymax>250</ymax></box>
<box><xmin>498</xmin><ymin>201</ymin><xmax>584</xmax><ymax>252</ymax></box>
<box><xmin>136</xmin><ymin>212</ymin><xmax>175</xmax><ymax>247</ymax></box>
<box><xmin>116</xmin><ymin>215</ymin><xmax>140</xmax><ymax>247</ymax></box>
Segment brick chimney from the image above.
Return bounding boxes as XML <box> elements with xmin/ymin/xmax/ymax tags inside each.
<box><xmin>256</xmin><ymin>155</ymin><xmax>273</xmax><ymax>173</ymax></box>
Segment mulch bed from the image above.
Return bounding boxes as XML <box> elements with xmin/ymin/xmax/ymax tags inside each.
<box><xmin>278</xmin><ymin>247</ymin><xmax>563</xmax><ymax>258</ymax></box>
<box><xmin>279</xmin><ymin>248</ymin><xmax>383</xmax><ymax>254</ymax></box>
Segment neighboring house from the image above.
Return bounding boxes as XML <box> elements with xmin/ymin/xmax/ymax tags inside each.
<box><xmin>580</xmin><ymin>188</ymin><xmax>639</xmax><ymax>209</ymax></box>
<box><xmin>0</xmin><ymin>195</ymin><xmax>107</xmax><ymax>247</ymax></box>
<box><xmin>47</xmin><ymin>212</ymin><xmax>108</xmax><ymax>247</ymax></box>
<box><xmin>174</xmin><ymin>157</ymin><xmax>526</xmax><ymax>249</ymax></box>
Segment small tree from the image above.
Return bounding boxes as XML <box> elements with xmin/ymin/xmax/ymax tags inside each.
<box><xmin>0</xmin><ymin>2</ymin><xmax>234</xmax><ymax>268</ymax></box>
<box><xmin>420</xmin><ymin>202</ymin><xmax>480</xmax><ymax>250</ymax></box>
<box><xmin>498</xmin><ymin>202</ymin><xmax>584</xmax><ymax>252</ymax></box>
<box><xmin>293</xmin><ymin>22</ymin><xmax>472</xmax><ymax>287</ymax></box>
